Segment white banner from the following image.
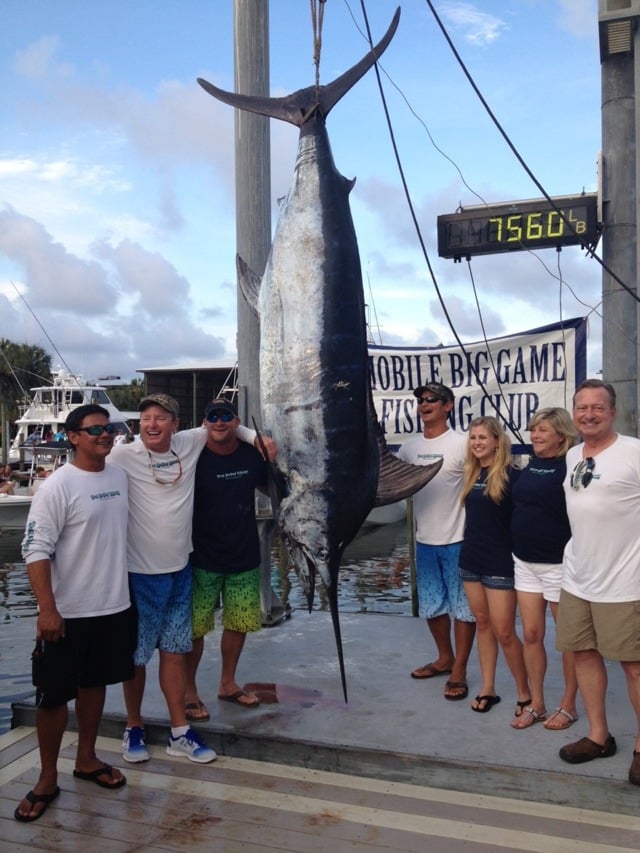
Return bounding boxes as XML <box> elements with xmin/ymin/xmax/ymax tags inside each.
<box><xmin>370</xmin><ymin>318</ymin><xmax>587</xmax><ymax>448</ymax></box>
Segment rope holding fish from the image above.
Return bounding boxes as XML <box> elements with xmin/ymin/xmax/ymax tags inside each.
<box><xmin>310</xmin><ymin>0</ymin><xmax>327</xmax><ymax>92</ymax></box>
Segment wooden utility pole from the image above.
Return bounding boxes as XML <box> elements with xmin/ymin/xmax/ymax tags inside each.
<box><xmin>233</xmin><ymin>0</ymin><xmax>287</xmax><ymax>624</ymax></box>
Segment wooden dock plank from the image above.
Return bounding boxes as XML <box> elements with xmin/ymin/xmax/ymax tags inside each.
<box><xmin>0</xmin><ymin>731</ymin><xmax>638</xmax><ymax>852</ymax></box>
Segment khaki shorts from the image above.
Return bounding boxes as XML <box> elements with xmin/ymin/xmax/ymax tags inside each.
<box><xmin>556</xmin><ymin>589</ymin><xmax>640</xmax><ymax>660</ymax></box>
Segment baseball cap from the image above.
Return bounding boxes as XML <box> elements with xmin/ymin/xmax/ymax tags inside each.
<box><xmin>138</xmin><ymin>393</ymin><xmax>179</xmax><ymax>418</ymax></box>
<box><xmin>204</xmin><ymin>398</ymin><xmax>238</xmax><ymax>418</ymax></box>
<box><xmin>413</xmin><ymin>382</ymin><xmax>455</xmax><ymax>404</ymax></box>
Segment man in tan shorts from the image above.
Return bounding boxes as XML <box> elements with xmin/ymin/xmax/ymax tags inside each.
<box><xmin>556</xmin><ymin>379</ymin><xmax>640</xmax><ymax>786</ymax></box>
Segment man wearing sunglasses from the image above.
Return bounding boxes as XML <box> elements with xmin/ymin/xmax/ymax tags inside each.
<box><xmin>184</xmin><ymin>399</ymin><xmax>268</xmax><ymax>716</ymax></box>
<box><xmin>109</xmin><ymin>393</ymin><xmax>276</xmax><ymax>765</ymax></box>
<box><xmin>398</xmin><ymin>382</ymin><xmax>476</xmax><ymax>701</ymax></box>
<box><xmin>556</xmin><ymin>379</ymin><xmax>640</xmax><ymax>786</ymax></box>
<box><xmin>15</xmin><ymin>405</ymin><xmax>134</xmax><ymax>822</ymax></box>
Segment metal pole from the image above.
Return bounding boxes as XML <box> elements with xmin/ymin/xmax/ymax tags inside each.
<box><xmin>1</xmin><ymin>403</ymin><xmax>8</xmax><ymax>465</ymax></box>
<box><xmin>233</xmin><ymin>0</ymin><xmax>287</xmax><ymax>624</ymax></box>
<box><xmin>234</xmin><ymin>0</ymin><xmax>270</xmax><ymax>424</ymax></box>
<box><xmin>599</xmin><ymin>3</ymin><xmax>639</xmax><ymax>435</ymax></box>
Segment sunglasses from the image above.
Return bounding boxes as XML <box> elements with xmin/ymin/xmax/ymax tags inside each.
<box><xmin>206</xmin><ymin>411</ymin><xmax>234</xmax><ymax>423</ymax></box>
<box><xmin>73</xmin><ymin>423</ymin><xmax>116</xmax><ymax>436</ymax></box>
<box><xmin>570</xmin><ymin>456</ymin><xmax>595</xmax><ymax>490</ymax></box>
<box><xmin>418</xmin><ymin>395</ymin><xmax>442</xmax><ymax>405</ymax></box>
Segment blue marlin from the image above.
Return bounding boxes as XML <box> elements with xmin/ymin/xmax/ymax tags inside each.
<box><xmin>198</xmin><ymin>8</ymin><xmax>442</xmax><ymax>699</ymax></box>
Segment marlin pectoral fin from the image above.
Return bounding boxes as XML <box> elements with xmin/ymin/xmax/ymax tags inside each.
<box><xmin>371</xmin><ymin>409</ymin><xmax>444</xmax><ymax>506</ymax></box>
<box><xmin>236</xmin><ymin>255</ymin><xmax>261</xmax><ymax>314</ymax></box>
<box><xmin>374</xmin><ymin>450</ymin><xmax>443</xmax><ymax>507</ymax></box>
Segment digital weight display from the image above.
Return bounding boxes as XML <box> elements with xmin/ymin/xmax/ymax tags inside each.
<box><xmin>437</xmin><ymin>194</ymin><xmax>599</xmax><ymax>260</ymax></box>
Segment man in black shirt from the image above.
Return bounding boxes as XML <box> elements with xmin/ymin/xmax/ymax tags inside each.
<box><xmin>185</xmin><ymin>399</ymin><xmax>268</xmax><ymax>715</ymax></box>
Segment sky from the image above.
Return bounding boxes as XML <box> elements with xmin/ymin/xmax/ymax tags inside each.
<box><xmin>0</xmin><ymin>0</ymin><xmax>603</xmax><ymax>386</ymax></box>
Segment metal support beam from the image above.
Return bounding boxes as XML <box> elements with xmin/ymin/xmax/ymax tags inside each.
<box><xmin>599</xmin><ymin>0</ymin><xmax>640</xmax><ymax>435</ymax></box>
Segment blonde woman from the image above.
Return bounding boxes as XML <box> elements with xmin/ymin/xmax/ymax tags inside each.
<box><xmin>511</xmin><ymin>408</ymin><xmax>579</xmax><ymax>730</ymax></box>
<box><xmin>459</xmin><ymin>417</ymin><xmax>531</xmax><ymax>715</ymax></box>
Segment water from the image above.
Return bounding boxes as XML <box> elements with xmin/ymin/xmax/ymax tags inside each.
<box><xmin>0</xmin><ymin>529</ymin><xmax>39</xmax><ymax>735</ymax></box>
<box><xmin>0</xmin><ymin>521</ymin><xmax>412</xmax><ymax>735</ymax></box>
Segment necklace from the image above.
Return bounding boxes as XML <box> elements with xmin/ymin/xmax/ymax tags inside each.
<box><xmin>147</xmin><ymin>449</ymin><xmax>183</xmax><ymax>485</ymax></box>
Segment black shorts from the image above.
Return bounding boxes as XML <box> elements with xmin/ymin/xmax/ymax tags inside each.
<box><xmin>33</xmin><ymin>606</ymin><xmax>137</xmax><ymax>709</ymax></box>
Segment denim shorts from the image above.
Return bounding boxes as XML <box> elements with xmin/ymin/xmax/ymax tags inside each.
<box><xmin>459</xmin><ymin>568</ymin><xmax>515</xmax><ymax>591</ymax></box>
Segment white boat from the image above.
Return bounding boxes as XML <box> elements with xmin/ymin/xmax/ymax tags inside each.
<box><xmin>8</xmin><ymin>369</ymin><xmax>132</xmax><ymax>465</ymax></box>
<box><xmin>0</xmin><ymin>445</ymin><xmax>71</xmax><ymax>532</ymax></box>
<box><xmin>1</xmin><ymin>370</ymin><xmax>132</xmax><ymax>532</ymax></box>
<box><xmin>0</xmin><ymin>492</ymin><xmax>32</xmax><ymax>532</ymax></box>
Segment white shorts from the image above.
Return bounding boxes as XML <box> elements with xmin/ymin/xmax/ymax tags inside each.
<box><xmin>513</xmin><ymin>556</ymin><xmax>563</xmax><ymax>603</ymax></box>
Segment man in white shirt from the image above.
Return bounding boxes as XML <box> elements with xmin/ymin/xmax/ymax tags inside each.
<box><xmin>399</xmin><ymin>383</ymin><xmax>475</xmax><ymax>701</ymax></box>
<box><xmin>15</xmin><ymin>405</ymin><xmax>134</xmax><ymax>823</ymax></box>
<box><xmin>556</xmin><ymin>379</ymin><xmax>640</xmax><ymax>786</ymax></box>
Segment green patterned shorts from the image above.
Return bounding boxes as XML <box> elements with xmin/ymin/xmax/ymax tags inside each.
<box><xmin>192</xmin><ymin>566</ymin><xmax>261</xmax><ymax>637</ymax></box>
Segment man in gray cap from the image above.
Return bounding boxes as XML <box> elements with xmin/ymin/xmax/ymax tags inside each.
<box><xmin>109</xmin><ymin>393</ymin><xmax>275</xmax><ymax>764</ymax></box>
<box><xmin>398</xmin><ymin>382</ymin><xmax>476</xmax><ymax>701</ymax></box>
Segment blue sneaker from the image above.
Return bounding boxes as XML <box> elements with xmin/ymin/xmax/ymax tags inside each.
<box><xmin>166</xmin><ymin>727</ymin><xmax>216</xmax><ymax>763</ymax></box>
<box><xmin>122</xmin><ymin>726</ymin><xmax>150</xmax><ymax>763</ymax></box>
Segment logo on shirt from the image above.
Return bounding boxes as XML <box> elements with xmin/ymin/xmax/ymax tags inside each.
<box><xmin>415</xmin><ymin>453</ymin><xmax>444</xmax><ymax>463</ymax></box>
<box><xmin>216</xmin><ymin>469</ymin><xmax>249</xmax><ymax>481</ymax></box>
<box><xmin>90</xmin><ymin>490</ymin><xmax>122</xmax><ymax>501</ymax></box>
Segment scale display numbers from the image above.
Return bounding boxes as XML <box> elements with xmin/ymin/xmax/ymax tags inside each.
<box><xmin>437</xmin><ymin>194</ymin><xmax>599</xmax><ymax>260</ymax></box>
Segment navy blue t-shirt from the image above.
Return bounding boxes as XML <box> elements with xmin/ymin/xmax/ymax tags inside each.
<box><xmin>191</xmin><ymin>442</ymin><xmax>268</xmax><ymax>574</ymax></box>
<box><xmin>459</xmin><ymin>467</ymin><xmax>519</xmax><ymax>578</ymax></box>
<box><xmin>511</xmin><ymin>455</ymin><xmax>571</xmax><ymax>563</ymax></box>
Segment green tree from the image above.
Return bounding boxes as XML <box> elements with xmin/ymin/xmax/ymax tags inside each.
<box><xmin>0</xmin><ymin>339</ymin><xmax>52</xmax><ymax>429</ymax></box>
<box><xmin>108</xmin><ymin>378</ymin><xmax>146</xmax><ymax>412</ymax></box>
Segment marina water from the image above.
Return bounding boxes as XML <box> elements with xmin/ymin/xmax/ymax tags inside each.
<box><xmin>0</xmin><ymin>521</ymin><xmax>412</xmax><ymax>735</ymax></box>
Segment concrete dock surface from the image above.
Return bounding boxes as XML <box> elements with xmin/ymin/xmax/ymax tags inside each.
<box><xmin>12</xmin><ymin>609</ymin><xmax>640</xmax><ymax>817</ymax></box>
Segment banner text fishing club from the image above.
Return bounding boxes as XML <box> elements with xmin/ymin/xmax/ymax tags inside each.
<box><xmin>371</xmin><ymin>340</ymin><xmax>569</xmax><ymax>439</ymax></box>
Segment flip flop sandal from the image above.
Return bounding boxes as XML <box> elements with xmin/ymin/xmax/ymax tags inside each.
<box><xmin>514</xmin><ymin>698</ymin><xmax>532</xmax><ymax>717</ymax></box>
<box><xmin>185</xmin><ymin>700</ymin><xmax>210</xmax><ymax>721</ymax></box>
<box><xmin>14</xmin><ymin>786</ymin><xmax>60</xmax><ymax>822</ymax></box>
<box><xmin>471</xmin><ymin>694</ymin><xmax>501</xmax><ymax>713</ymax></box>
<box><xmin>218</xmin><ymin>689</ymin><xmax>261</xmax><ymax>707</ymax></box>
<box><xmin>410</xmin><ymin>663</ymin><xmax>452</xmax><ymax>680</ymax></box>
<box><xmin>543</xmin><ymin>707</ymin><xmax>578</xmax><ymax>730</ymax></box>
<box><xmin>73</xmin><ymin>762</ymin><xmax>126</xmax><ymax>789</ymax></box>
<box><xmin>511</xmin><ymin>707</ymin><xmax>548</xmax><ymax>729</ymax></box>
<box><xmin>444</xmin><ymin>680</ymin><xmax>468</xmax><ymax>701</ymax></box>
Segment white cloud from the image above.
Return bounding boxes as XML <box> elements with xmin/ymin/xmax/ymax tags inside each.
<box><xmin>0</xmin><ymin>158</ymin><xmax>38</xmax><ymax>177</ymax></box>
<box><xmin>438</xmin><ymin>2</ymin><xmax>508</xmax><ymax>46</ymax></box>
<box><xmin>0</xmin><ymin>207</ymin><xmax>117</xmax><ymax>314</ymax></box>
<box><xmin>12</xmin><ymin>35</ymin><xmax>73</xmax><ymax>81</ymax></box>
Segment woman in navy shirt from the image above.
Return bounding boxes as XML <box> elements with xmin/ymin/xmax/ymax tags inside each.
<box><xmin>459</xmin><ymin>417</ymin><xmax>530</xmax><ymax>717</ymax></box>
<box><xmin>511</xmin><ymin>408</ymin><xmax>579</xmax><ymax>731</ymax></box>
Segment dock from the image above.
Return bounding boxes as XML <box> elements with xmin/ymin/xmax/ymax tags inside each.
<box><xmin>3</xmin><ymin>610</ymin><xmax>640</xmax><ymax>849</ymax></box>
